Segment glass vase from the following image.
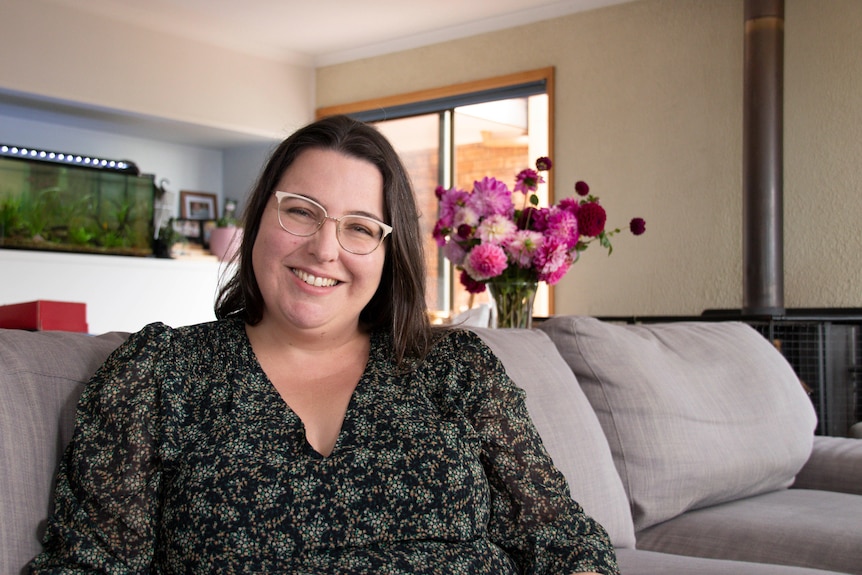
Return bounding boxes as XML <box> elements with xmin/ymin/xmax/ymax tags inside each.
<box><xmin>487</xmin><ymin>280</ymin><xmax>538</xmax><ymax>329</ymax></box>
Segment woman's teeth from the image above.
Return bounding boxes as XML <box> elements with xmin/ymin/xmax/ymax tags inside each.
<box><xmin>292</xmin><ymin>268</ymin><xmax>338</xmax><ymax>287</ymax></box>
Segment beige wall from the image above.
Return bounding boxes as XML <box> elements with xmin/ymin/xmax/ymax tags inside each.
<box><xmin>1</xmin><ymin>0</ymin><xmax>314</xmax><ymax>139</ymax></box>
<box><xmin>317</xmin><ymin>0</ymin><xmax>862</xmax><ymax>316</ymax></box>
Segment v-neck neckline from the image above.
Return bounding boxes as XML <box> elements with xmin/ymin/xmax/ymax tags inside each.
<box><xmin>240</xmin><ymin>322</ymin><xmax>375</xmax><ymax>459</ymax></box>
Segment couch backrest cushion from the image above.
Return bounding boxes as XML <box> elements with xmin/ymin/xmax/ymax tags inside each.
<box><xmin>0</xmin><ymin>329</ymin><xmax>127</xmax><ymax>574</ymax></box>
<box><xmin>471</xmin><ymin>327</ymin><xmax>636</xmax><ymax>548</ymax></box>
<box><xmin>538</xmin><ymin>316</ymin><xmax>817</xmax><ymax>532</ymax></box>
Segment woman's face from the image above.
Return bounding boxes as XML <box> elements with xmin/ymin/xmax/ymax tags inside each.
<box><xmin>252</xmin><ymin>148</ymin><xmax>387</xmax><ymax>335</ymax></box>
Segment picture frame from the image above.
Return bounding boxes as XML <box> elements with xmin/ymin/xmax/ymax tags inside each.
<box><xmin>172</xmin><ymin>218</ymin><xmax>203</xmax><ymax>242</ymax></box>
<box><xmin>180</xmin><ymin>191</ymin><xmax>218</xmax><ymax>220</ymax></box>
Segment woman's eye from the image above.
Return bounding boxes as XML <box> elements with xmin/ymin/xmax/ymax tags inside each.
<box><xmin>288</xmin><ymin>207</ymin><xmax>316</xmax><ymax>219</ymax></box>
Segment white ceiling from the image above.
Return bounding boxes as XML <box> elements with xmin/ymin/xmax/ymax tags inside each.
<box><xmin>44</xmin><ymin>0</ymin><xmax>632</xmax><ymax>66</ymax></box>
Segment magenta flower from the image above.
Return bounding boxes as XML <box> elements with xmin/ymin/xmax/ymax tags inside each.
<box><xmin>536</xmin><ymin>157</ymin><xmax>552</xmax><ymax>171</ymax></box>
<box><xmin>438</xmin><ymin>187</ymin><xmax>469</xmax><ymax>226</ymax></box>
<box><xmin>506</xmin><ymin>230</ymin><xmax>543</xmax><ymax>268</ymax></box>
<box><xmin>574</xmin><ymin>180</ymin><xmax>590</xmax><ymax>196</ymax></box>
<box><xmin>432</xmin><ymin>220</ymin><xmax>449</xmax><ymax>247</ymax></box>
<box><xmin>545</xmin><ymin>208</ymin><xmax>580</xmax><ymax>250</ymax></box>
<box><xmin>460</xmin><ymin>270</ymin><xmax>487</xmax><ymax>294</ymax></box>
<box><xmin>541</xmin><ymin>259</ymin><xmax>572</xmax><ymax>285</ymax></box>
<box><xmin>443</xmin><ymin>240</ymin><xmax>467</xmax><ymax>266</ymax></box>
<box><xmin>630</xmin><ymin>217</ymin><xmax>646</xmax><ymax>235</ymax></box>
<box><xmin>558</xmin><ymin>197</ymin><xmax>579</xmax><ymax>214</ymax></box>
<box><xmin>534</xmin><ymin>236</ymin><xmax>570</xmax><ymax>284</ymax></box>
<box><xmin>477</xmin><ymin>214</ymin><xmax>517</xmax><ymax>245</ymax></box>
<box><xmin>466</xmin><ymin>243</ymin><xmax>508</xmax><ymax>280</ymax></box>
<box><xmin>576</xmin><ymin>202</ymin><xmax>607</xmax><ymax>237</ymax></box>
<box><xmin>514</xmin><ymin>168</ymin><xmax>544</xmax><ymax>193</ymax></box>
<box><xmin>469</xmin><ymin>177</ymin><xmax>513</xmax><ymax>217</ymax></box>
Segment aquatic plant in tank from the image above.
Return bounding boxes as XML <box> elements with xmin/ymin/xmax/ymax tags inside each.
<box><xmin>0</xmin><ymin>144</ymin><xmax>155</xmax><ymax>257</ymax></box>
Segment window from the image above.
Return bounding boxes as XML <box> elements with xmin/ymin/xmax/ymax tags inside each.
<box><xmin>317</xmin><ymin>68</ymin><xmax>554</xmax><ymax>321</ymax></box>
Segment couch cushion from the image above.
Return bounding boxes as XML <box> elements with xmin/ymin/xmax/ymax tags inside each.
<box><xmin>538</xmin><ymin>316</ymin><xmax>817</xmax><ymax>531</ymax></box>
<box><xmin>0</xmin><ymin>329</ymin><xmax>127</xmax><ymax>575</ymax></box>
<box><xmin>471</xmin><ymin>327</ymin><xmax>636</xmax><ymax>548</ymax></box>
<box><xmin>635</xmin><ymin>489</ymin><xmax>862</xmax><ymax>575</ymax></box>
<box><xmin>615</xmin><ymin>548</ymin><xmax>851</xmax><ymax>575</ymax></box>
<box><xmin>793</xmin><ymin>435</ymin><xmax>862</xmax><ymax>495</ymax></box>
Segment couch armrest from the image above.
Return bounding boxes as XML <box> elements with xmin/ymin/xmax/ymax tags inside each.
<box><xmin>792</xmin><ymin>435</ymin><xmax>862</xmax><ymax>495</ymax></box>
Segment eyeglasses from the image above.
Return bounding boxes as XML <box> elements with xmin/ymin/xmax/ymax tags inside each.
<box><xmin>274</xmin><ymin>191</ymin><xmax>393</xmax><ymax>255</ymax></box>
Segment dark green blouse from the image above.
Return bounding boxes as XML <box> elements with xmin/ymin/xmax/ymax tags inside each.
<box><xmin>30</xmin><ymin>318</ymin><xmax>618</xmax><ymax>574</ymax></box>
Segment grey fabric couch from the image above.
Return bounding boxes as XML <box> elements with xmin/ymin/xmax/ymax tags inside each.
<box><xmin>2</xmin><ymin>317</ymin><xmax>861</xmax><ymax>574</ymax></box>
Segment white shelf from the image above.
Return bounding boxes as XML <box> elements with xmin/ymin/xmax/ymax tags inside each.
<box><xmin>1</xmin><ymin>249</ymin><xmax>232</xmax><ymax>334</ymax></box>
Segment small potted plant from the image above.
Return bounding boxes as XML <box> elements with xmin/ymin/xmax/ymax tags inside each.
<box><xmin>208</xmin><ymin>199</ymin><xmax>242</xmax><ymax>262</ymax></box>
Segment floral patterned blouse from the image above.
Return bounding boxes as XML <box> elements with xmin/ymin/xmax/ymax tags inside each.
<box><xmin>29</xmin><ymin>318</ymin><xmax>618</xmax><ymax>574</ymax></box>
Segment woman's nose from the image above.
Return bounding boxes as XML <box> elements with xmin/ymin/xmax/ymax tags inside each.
<box><xmin>307</xmin><ymin>217</ymin><xmax>341</xmax><ymax>261</ymax></box>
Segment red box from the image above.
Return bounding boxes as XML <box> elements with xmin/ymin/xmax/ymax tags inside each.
<box><xmin>0</xmin><ymin>300</ymin><xmax>88</xmax><ymax>332</ymax></box>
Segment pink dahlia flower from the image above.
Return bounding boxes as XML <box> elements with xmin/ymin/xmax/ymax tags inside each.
<box><xmin>545</xmin><ymin>208</ymin><xmax>580</xmax><ymax>250</ymax></box>
<box><xmin>469</xmin><ymin>177</ymin><xmax>513</xmax><ymax>217</ymax></box>
<box><xmin>476</xmin><ymin>214</ymin><xmax>517</xmax><ymax>245</ymax></box>
<box><xmin>438</xmin><ymin>187</ymin><xmax>469</xmax><ymax>226</ymax></box>
<box><xmin>506</xmin><ymin>230</ymin><xmax>543</xmax><ymax>268</ymax></box>
<box><xmin>466</xmin><ymin>243</ymin><xmax>509</xmax><ymax>280</ymax></box>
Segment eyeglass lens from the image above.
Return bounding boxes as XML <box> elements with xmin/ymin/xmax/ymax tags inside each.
<box><xmin>276</xmin><ymin>194</ymin><xmax>387</xmax><ymax>255</ymax></box>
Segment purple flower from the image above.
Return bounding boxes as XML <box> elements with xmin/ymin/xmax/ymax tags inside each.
<box><xmin>460</xmin><ymin>270</ymin><xmax>487</xmax><ymax>294</ymax></box>
<box><xmin>514</xmin><ymin>169</ymin><xmax>544</xmax><ymax>193</ymax></box>
<box><xmin>476</xmin><ymin>214</ymin><xmax>517</xmax><ymax>245</ymax></box>
<box><xmin>457</xmin><ymin>224</ymin><xmax>474</xmax><ymax>240</ymax></box>
<box><xmin>536</xmin><ymin>157</ymin><xmax>552</xmax><ymax>171</ymax></box>
<box><xmin>558</xmin><ymin>197</ymin><xmax>579</xmax><ymax>214</ymax></box>
<box><xmin>541</xmin><ymin>259</ymin><xmax>572</xmax><ymax>285</ymax></box>
<box><xmin>466</xmin><ymin>243</ymin><xmax>509</xmax><ymax>280</ymax></box>
<box><xmin>438</xmin><ymin>187</ymin><xmax>469</xmax><ymax>226</ymax></box>
<box><xmin>630</xmin><ymin>217</ymin><xmax>646</xmax><ymax>236</ymax></box>
<box><xmin>443</xmin><ymin>240</ymin><xmax>467</xmax><ymax>266</ymax></box>
<box><xmin>576</xmin><ymin>202</ymin><xmax>607</xmax><ymax>237</ymax></box>
<box><xmin>469</xmin><ymin>177</ymin><xmax>513</xmax><ymax>217</ymax></box>
<box><xmin>432</xmin><ymin>220</ymin><xmax>449</xmax><ymax>247</ymax></box>
<box><xmin>506</xmin><ymin>230</ymin><xmax>543</xmax><ymax>268</ymax></box>
<box><xmin>574</xmin><ymin>180</ymin><xmax>590</xmax><ymax>197</ymax></box>
<box><xmin>534</xmin><ymin>236</ymin><xmax>571</xmax><ymax>284</ymax></box>
<box><xmin>545</xmin><ymin>208</ymin><xmax>580</xmax><ymax>250</ymax></box>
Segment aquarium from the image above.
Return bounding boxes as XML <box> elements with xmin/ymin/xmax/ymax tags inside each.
<box><xmin>0</xmin><ymin>145</ymin><xmax>155</xmax><ymax>257</ymax></box>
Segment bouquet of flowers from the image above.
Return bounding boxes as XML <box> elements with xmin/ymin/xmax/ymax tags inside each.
<box><xmin>433</xmin><ymin>157</ymin><xmax>645</xmax><ymax>297</ymax></box>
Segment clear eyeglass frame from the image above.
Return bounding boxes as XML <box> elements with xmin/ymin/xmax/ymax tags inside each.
<box><xmin>273</xmin><ymin>191</ymin><xmax>393</xmax><ymax>255</ymax></box>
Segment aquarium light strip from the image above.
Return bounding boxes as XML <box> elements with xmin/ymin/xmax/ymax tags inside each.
<box><xmin>0</xmin><ymin>144</ymin><xmax>139</xmax><ymax>174</ymax></box>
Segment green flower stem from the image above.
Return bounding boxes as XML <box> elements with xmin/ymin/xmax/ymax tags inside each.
<box><xmin>487</xmin><ymin>280</ymin><xmax>538</xmax><ymax>329</ymax></box>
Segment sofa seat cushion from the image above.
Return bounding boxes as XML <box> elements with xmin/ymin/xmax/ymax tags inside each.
<box><xmin>615</xmin><ymin>548</ymin><xmax>851</xmax><ymax>575</ymax></box>
<box><xmin>635</xmin><ymin>489</ymin><xmax>862</xmax><ymax>575</ymax></box>
<box><xmin>539</xmin><ymin>316</ymin><xmax>817</xmax><ymax>531</ymax></box>
<box><xmin>793</xmin><ymin>435</ymin><xmax>862</xmax><ymax>495</ymax></box>
<box><xmin>0</xmin><ymin>329</ymin><xmax>128</xmax><ymax>575</ymax></box>
<box><xmin>472</xmin><ymin>327</ymin><xmax>636</xmax><ymax>548</ymax></box>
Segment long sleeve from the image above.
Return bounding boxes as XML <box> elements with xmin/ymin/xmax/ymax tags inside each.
<box><xmin>29</xmin><ymin>323</ymin><xmax>174</xmax><ymax>574</ymax></box>
<box><xmin>454</xmin><ymin>332</ymin><xmax>619</xmax><ymax>575</ymax></box>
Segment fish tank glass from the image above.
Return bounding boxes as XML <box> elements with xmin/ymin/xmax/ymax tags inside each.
<box><xmin>0</xmin><ymin>145</ymin><xmax>155</xmax><ymax>257</ymax></box>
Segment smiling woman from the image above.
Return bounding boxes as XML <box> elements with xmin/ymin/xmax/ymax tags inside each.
<box><xmin>28</xmin><ymin>115</ymin><xmax>618</xmax><ymax>575</ymax></box>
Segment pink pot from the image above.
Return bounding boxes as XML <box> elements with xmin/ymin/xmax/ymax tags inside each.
<box><xmin>208</xmin><ymin>226</ymin><xmax>242</xmax><ymax>261</ymax></box>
